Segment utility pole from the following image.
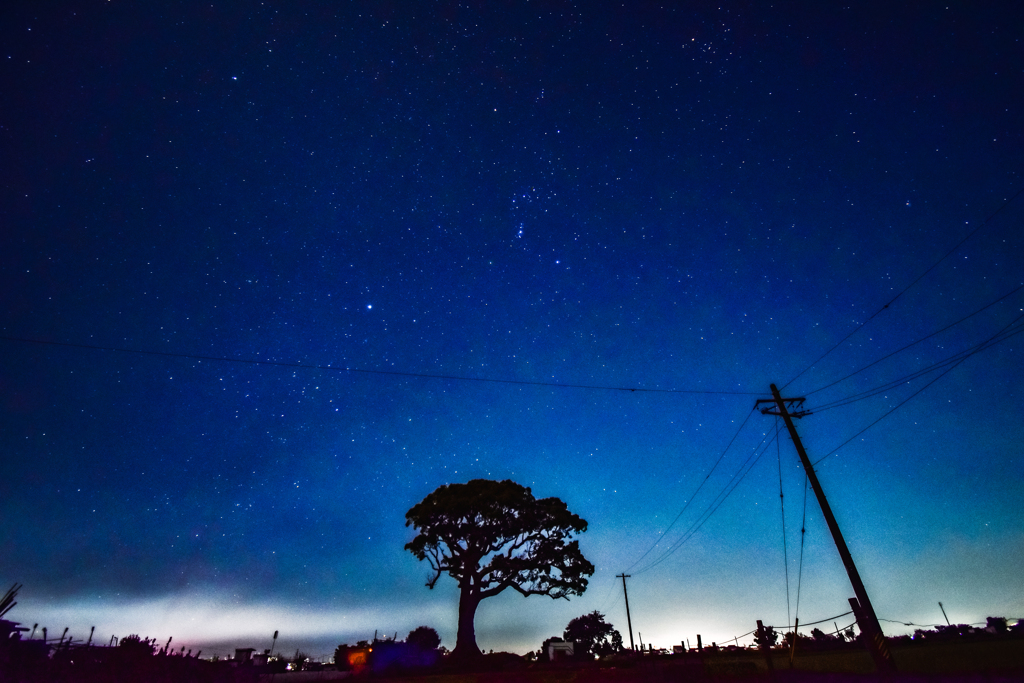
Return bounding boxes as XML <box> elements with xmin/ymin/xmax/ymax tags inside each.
<box><xmin>757</xmin><ymin>384</ymin><xmax>897</xmax><ymax>675</ymax></box>
<box><xmin>617</xmin><ymin>573</ymin><xmax>636</xmax><ymax>651</ymax></box>
<box><xmin>938</xmin><ymin>602</ymin><xmax>950</xmax><ymax>626</ymax></box>
<box><xmin>755</xmin><ymin>621</ymin><xmax>775</xmax><ymax>673</ymax></box>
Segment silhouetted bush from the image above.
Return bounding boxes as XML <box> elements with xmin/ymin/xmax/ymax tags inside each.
<box><xmin>406</xmin><ymin>625</ymin><xmax>441</xmax><ymax>651</ymax></box>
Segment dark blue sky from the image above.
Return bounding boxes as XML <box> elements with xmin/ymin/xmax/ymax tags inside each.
<box><xmin>2</xmin><ymin>1</ymin><xmax>1022</xmax><ymax>659</ymax></box>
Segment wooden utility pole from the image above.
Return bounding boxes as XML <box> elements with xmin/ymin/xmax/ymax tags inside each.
<box><xmin>755</xmin><ymin>620</ymin><xmax>775</xmax><ymax>672</ymax></box>
<box><xmin>757</xmin><ymin>384</ymin><xmax>897</xmax><ymax>675</ymax></box>
<box><xmin>788</xmin><ymin>617</ymin><xmax>799</xmax><ymax>668</ymax></box>
<box><xmin>617</xmin><ymin>573</ymin><xmax>636</xmax><ymax>651</ymax></box>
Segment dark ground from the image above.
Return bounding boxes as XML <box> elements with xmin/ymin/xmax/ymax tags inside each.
<box><xmin>3</xmin><ymin>639</ymin><xmax>1022</xmax><ymax>682</ymax></box>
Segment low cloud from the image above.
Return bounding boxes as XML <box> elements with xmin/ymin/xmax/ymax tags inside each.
<box><xmin>15</xmin><ymin>591</ymin><xmax>453</xmax><ymax>656</ymax></box>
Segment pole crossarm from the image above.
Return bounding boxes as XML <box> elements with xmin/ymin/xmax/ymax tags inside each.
<box><xmin>761</xmin><ymin>384</ymin><xmax>896</xmax><ymax>676</ymax></box>
<box><xmin>755</xmin><ymin>396</ymin><xmax>812</xmax><ymax>418</ymax></box>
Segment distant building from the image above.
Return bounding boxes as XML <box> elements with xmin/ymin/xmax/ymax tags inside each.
<box><xmin>235</xmin><ymin>647</ymin><xmax>256</xmax><ymax>664</ymax></box>
<box><xmin>547</xmin><ymin>641</ymin><xmax>574</xmax><ymax>661</ymax></box>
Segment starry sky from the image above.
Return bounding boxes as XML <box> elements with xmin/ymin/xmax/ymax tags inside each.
<box><xmin>2</xmin><ymin>0</ymin><xmax>1022</xmax><ymax>661</ymax></box>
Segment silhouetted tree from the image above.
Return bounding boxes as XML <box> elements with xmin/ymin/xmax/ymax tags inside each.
<box><xmin>118</xmin><ymin>634</ymin><xmax>156</xmax><ymax>656</ymax></box>
<box><xmin>811</xmin><ymin>628</ymin><xmax>837</xmax><ymax>643</ymax></box>
<box><xmin>782</xmin><ymin>631</ymin><xmax>813</xmax><ymax>649</ymax></box>
<box><xmin>406</xmin><ymin>626</ymin><xmax>441</xmax><ymax>651</ymax></box>
<box><xmin>405</xmin><ymin>479</ymin><xmax>594</xmax><ymax>659</ymax></box>
<box><xmin>986</xmin><ymin>617</ymin><xmax>1008</xmax><ymax>633</ymax></box>
<box><xmin>333</xmin><ymin>644</ymin><xmax>350</xmax><ymax>670</ymax></box>
<box><xmin>753</xmin><ymin>625</ymin><xmax>779</xmax><ymax>648</ymax></box>
<box><xmin>564</xmin><ymin>611</ymin><xmax>623</xmax><ymax>656</ymax></box>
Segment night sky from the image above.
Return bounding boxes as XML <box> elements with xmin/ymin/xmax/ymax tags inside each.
<box><xmin>2</xmin><ymin>1</ymin><xmax>1022</xmax><ymax>661</ymax></box>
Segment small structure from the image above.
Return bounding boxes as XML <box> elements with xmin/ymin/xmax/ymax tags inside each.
<box><xmin>547</xmin><ymin>640</ymin><xmax>574</xmax><ymax>661</ymax></box>
<box><xmin>234</xmin><ymin>647</ymin><xmax>256</xmax><ymax>664</ymax></box>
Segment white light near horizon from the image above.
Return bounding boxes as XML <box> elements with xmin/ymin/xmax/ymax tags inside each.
<box><xmin>16</xmin><ymin>593</ymin><xmax>450</xmax><ymax>648</ymax></box>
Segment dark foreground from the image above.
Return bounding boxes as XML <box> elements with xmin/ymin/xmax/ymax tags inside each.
<box><xmin>383</xmin><ymin>640</ymin><xmax>1024</xmax><ymax>683</ymax></box>
<box><xmin>3</xmin><ymin>639</ymin><xmax>1023</xmax><ymax>683</ymax></box>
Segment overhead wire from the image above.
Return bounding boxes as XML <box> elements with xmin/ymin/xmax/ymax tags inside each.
<box><xmin>8</xmin><ymin>190</ymin><xmax>1021</xmax><ymax>639</ymax></box>
<box><xmin>878</xmin><ymin>619</ymin><xmax>944</xmax><ymax>628</ymax></box>
<box><xmin>634</xmin><ymin>427</ymin><xmax>780</xmax><ymax>574</ymax></box>
<box><xmin>633</xmin><ymin>430</ymin><xmax>776</xmax><ymax>574</ymax></box>
<box><xmin>811</xmin><ymin>311</ymin><xmax>1024</xmax><ymax>467</ymax></box>
<box><xmin>809</xmin><ymin>312</ymin><xmax>1024</xmax><ymax>414</ymax></box>
<box><xmin>592</xmin><ymin>575</ymin><xmax>625</xmax><ymax>616</ymax></box>
<box><xmin>775</xmin><ymin>417</ymin><xmax>792</xmax><ymax>631</ymax></box>
<box><xmin>724</xmin><ymin>612</ymin><xmax>859</xmax><ymax>649</ymax></box>
<box><xmin>728</xmin><ymin>610</ymin><xmax>956</xmax><ymax>647</ymax></box>
<box><xmin>623</xmin><ymin>407</ymin><xmax>756</xmax><ymax>572</ymax></box>
<box><xmin>877</xmin><ymin>617</ymin><xmax>1024</xmax><ymax>628</ymax></box>
<box><xmin>769</xmin><ymin>610</ymin><xmax>855</xmax><ymax>632</ymax></box>
<box><xmin>0</xmin><ymin>335</ymin><xmax>764</xmax><ymax>396</ymax></box>
<box><xmin>830</xmin><ymin>620</ymin><xmax>858</xmax><ymax>638</ymax></box>
<box><xmin>781</xmin><ymin>184</ymin><xmax>1024</xmax><ymax>391</ymax></box>
<box><xmin>803</xmin><ymin>283</ymin><xmax>1024</xmax><ymax>399</ymax></box>
<box><xmin>730</xmin><ymin>628</ymin><xmax>758</xmax><ymax>642</ymax></box>
<box><xmin>794</xmin><ymin>474</ymin><xmax>809</xmax><ymax>628</ymax></box>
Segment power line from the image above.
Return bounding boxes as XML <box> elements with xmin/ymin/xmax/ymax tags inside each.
<box><xmin>811</xmin><ymin>312</ymin><xmax>1024</xmax><ymax>467</ymax></box>
<box><xmin>768</xmin><ymin>610</ymin><xmax>855</xmax><ymax>632</ymax></box>
<box><xmin>879</xmin><ymin>617</ymin><xmax>1024</xmax><ymax>628</ymax></box>
<box><xmin>810</xmin><ymin>313</ymin><xmax>1024</xmax><ymax>414</ymax></box>
<box><xmin>633</xmin><ymin>428</ymin><xmax>774</xmax><ymax>574</ymax></box>
<box><xmin>624</xmin><ymin>407</ymin><xmax>756</xmax><ymax>572</ymax></box>
<box><xmin>775</xmin><ymin>417</ymin><xmax>792</xmax><ymax>631</ymax></box>
<box><xmin>811</xmin><ymin>324</ymin><xmax>1023</xmax><ymax>413</ymax></box>
<box><xmin>0</xmin><ymin>335</ymin><xmax>763</xmax><ymax>396</ymax></box>
<box><xmin>793</xmin><ymin>475</ymin><xmax>809</xmax><ymax>634</ymax></box>
<box><xmin>635</xmin><ymin>428</ymin><xmax>779</xmax><ymax>574</ymax></box>
<box><xmin>782</xmin><ymin>184</ymin><xmax>1024</xmax><ymax>391</ymax></box>
<box><xmin>723</xmin><ymin>612</ymin><xmax>860</xmax><ymax>649</ymax></box>
<box><xmin>593</xmin><ymin>575</ymin><xmax>625</xmax><ymax>616</ymax></box>
<box><xmin>803</xmin><ymin>283</ymin><xmax>1024</xmax><ymax>398</ymax></box>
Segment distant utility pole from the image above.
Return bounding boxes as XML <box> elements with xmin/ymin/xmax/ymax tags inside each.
<box><xmin>617</xmin><ymin>573</ymin><xmax>636</xmax><ymax>651</ymax></box>
<box><xmin>757</xmin><ymin>384</ymin><xmax>897</xmax><ymax>675</ymax></box>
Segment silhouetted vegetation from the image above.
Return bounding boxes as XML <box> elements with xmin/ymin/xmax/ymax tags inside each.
<box><xmin>406</xmin><ymin>625</ymin><xmax>441</xmax><ymax>651</ymax></box>
<box><xmin>332</xmin><ymin>629</ymin><xmax>442</xmax><ymax>676</ymax></box>
<box><xmin>118</xmin><ymin>633</ymin><xmax>157</xmax><ymax>655</ymax></box>
<box><xmin>563</xmin><ymin>611</ymin><xmax>624</xmax><ymax>657</ymax></box>
<box><xmin>4</xmin><ymin>576</ymin><xmax>1023</xmax><ymax>681</ymax></box>
<box><xmin>405</xmin><ymin>478</ymin><xmax>594</xmax><ymax>659</ymax></box>
<box><xmin>753</xmin><ymin>623</ymin><xmax>780</xmax><ymax>648</ymax></box>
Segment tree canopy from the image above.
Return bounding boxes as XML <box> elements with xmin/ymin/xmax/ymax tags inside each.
<box><xmin>754</xmin><ymin>625</ymin><xmax>780</xmax><ymax>649</ymax></box>
<box><xmin>405</xmin><ymin>479</ymin><xmax>594</xmax><ymax>659</ymax></box>
<box><xmin>564</xmin><ymin>611</ymin><xmax>623</xmax><ymax>656</ymax></box>
<box><xmin>406</xmin><ymin>626</ymin><xmax>441</xmax><ymax>651</ymax></box>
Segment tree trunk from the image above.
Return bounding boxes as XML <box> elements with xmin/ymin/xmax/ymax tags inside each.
<box><xmin>453</xmin><ymin>583</ymin><xmax>482</xmax><ymax>660</ymax></box>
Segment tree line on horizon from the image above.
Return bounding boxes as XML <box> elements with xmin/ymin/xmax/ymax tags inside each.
<box><xmin>5</xmin><ymin>477</ymin><xmax>1023</xmax><ymax>680</ymax></box>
